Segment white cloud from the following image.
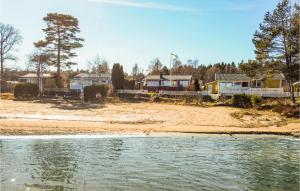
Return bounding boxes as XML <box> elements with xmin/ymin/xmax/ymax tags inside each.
<box><xmin>81</xmin><ymin>0</ymin><xmax>193</xmax><ymax>12</ymax></box>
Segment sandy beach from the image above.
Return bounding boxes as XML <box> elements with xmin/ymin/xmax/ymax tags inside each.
<box><xmin>0</xmin><ymin>100</ymin><xmax>299</xmax><ymax>136</ymax></box>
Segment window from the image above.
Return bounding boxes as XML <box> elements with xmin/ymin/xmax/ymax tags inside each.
<box><xmin>179</xmin><ymin>80</ymin><xmax>189</xmax><ymax>87</ymax></box>
<box><xmin>234</xmin><ymin>82</ymin><xmax>242</xmax><ymax>86</ymax></box>
<box><xmin>242</xmin><ymin>82</ymin><xmax>249</xmax><ymax>87</ymax></box>
<box><xmin>162</xmin><ymin>81</ymin><xmax>171</xmax><ymax>86</ymax></box>
<box><xmin>147</xmin><ymin>81</ymin><xmax>159</xmax><ymax>86</ymax></box>
<box><xmin>256</xmin><ymin>80</ymin><xmax>262</xmax><ymax>87</ymax></box>
<box><xmin>220</xmin><ymin>82</ymin><xmax>233</xmax><ymax>88</ymax></box>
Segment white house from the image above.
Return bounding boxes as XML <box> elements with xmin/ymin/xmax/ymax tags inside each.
<box><xmin>70</xmin><ymin>73</ymin><xmax>111</xmax><ymax>91</ymax></box>
<box><xmin>143</xmin><ymin>74</ymin><xmax>193</xmax><ymax>91</ymax></box>
<box><xmin>19</xmin><ymin>73</ymin><xmax>55</xmax><ymax>84</ymax></box>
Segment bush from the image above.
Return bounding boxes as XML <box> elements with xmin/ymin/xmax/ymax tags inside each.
<box><xmin>124</xmin><ymin>79</ymin><xmax>135</xmax><ymax>90</ymax></box>
<box><xmin>84</xmin><ymin>85</ymin><xmax>109</xmax><ymax>102</ymax></box>
<box><xmin>252</xmin><ymin>95</ymin><xmax>263</xmax><ymax>106</ymax></box>
<box><xmin>232</xmin><ymin>94</ymin><xmax>253</xmax><ymax>108</ymax></box>
<box><xmin>14</xmin><ymin>83</ymin><xmax>39</xmax><ymax>99</ymax></box>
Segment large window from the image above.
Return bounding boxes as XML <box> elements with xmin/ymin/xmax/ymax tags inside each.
<box><xmin>162</xmin><ymin>81</ymin><xmax>171</xmax><ymax>86</ymax></box>
<box><xmin>147</xmin><ymin>81</ymin><xmax>159</xmax><ymax>86</ymax></box>
<box><xmin>255</xmin><ymin>80</ymin><xmax>262</xmax><ymax>87</ymax></box>
<box><xmin>242</xmin><ymin>82</ymin><xmax>249</xmax><ymax>87</ymax></box>
<box><xmin>220</xmin><ymin>82</ymin><xmax>233</xmax><ymax>88</ymax></box>
<box><xmin>179</xmin><ymin>80</ymin><xmax>189</xmax><ymax>87</ymax></box>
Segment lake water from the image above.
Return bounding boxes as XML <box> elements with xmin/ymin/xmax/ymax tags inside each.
<box><xmin>0</xmin><ymin>134</ymin><xmax>299</xmax><ymax>191</ymax></box>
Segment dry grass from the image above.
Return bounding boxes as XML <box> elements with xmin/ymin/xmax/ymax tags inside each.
<box><xmin>230</xmin><ymin>109</ymin><xmax>292</xmax><ymax>128</ymax></box>
<box><xmin>0</xmin><ymin>93</ymin><xmax>14</xmax><ymax>100</ymax></box>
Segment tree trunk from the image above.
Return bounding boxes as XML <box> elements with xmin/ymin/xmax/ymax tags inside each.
<box><xmin>0</xmin><ymin>47</ymin><xmax>3</xmax><ymax>92</ymax></box>
<box><xmin>56</xmin><ymin>34</ymin><xmax>61</xmax><ymax>88</ymax></box>
<box><xmin>288</xmin><ymin>79</ymin><xmax>295</xmax><ymax>103</ymax></box>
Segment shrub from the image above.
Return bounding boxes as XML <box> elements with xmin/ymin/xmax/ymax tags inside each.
<box><xmin>84</xmin><ymin>85</ymin><xmax>109</xmax><ymax>102</ymax></box>
<box><xmin>150</xmin><ymin>95</ymin><xmax>160</xmax><ymax>102</ymax></box>
<box><xmin>124</xmin><ymin>79</ymin><xmax>135</xmax><ymax>90</ymax></box>
<box><xmin>232</xmin><ymin>94</ymin><xmax>252</xmax><ymax>108</ymax></box>
<box><xmin>14</xmin><ymin>83</ymin><xmax>39</xmax><ymax>99</ymax></box>
<box><xmin>252</xmin><ymin>95</ymin><xmax>263</xmax><ymax>106</ymax></box>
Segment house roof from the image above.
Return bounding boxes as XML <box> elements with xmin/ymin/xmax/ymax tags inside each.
<box><xmin>145</xmin><ymin>75</ymin><xmax>192</xmax><ymax>81</ymax></box>
<box><xmin>74</xmin><ymin>73</ymin><xmax>99</xmax><ymax>78</ymax></box>
<box><xmin>293</xmin><ymin>81</ymin><xmax>300</xmax><ymax>86</ymax></box>
<box><xmin>255</xmin><ymin>73</ymin><xmax>285</xmax><ymax>80</ymax></box>
<box><xmin>74</xmin><ymin>73</ymin><xmax>111</xmax><ymax>78</ymax></box>
<box><xmin>19</xmin><ymin>73</ymin><xmax>54</xmax><ymax>78</ymax></box>
<box><xmin>215</xmin><ymin>73</ymin><xmax>285</xmax><ymax>81</ymax></box>
<box><xmin>215</xmin><ymin>74</ymin><xmax>252</xmax><ymax>81</ymax></box>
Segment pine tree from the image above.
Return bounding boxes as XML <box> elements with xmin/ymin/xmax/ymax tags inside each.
<box><xmin>194</xmin><ymin>78</ymin><xmax>200</xmax><ymax>91</ymax></box>
<box><xmin>34</xmin><ymin>13</ymin><xmax>84</xmax><ymax>87</ymax></box>
<box><xmin>253</xmin><ymin>0</ymin><xmax>299</xmax><ymax>102</ymax></box>
<box><xmin>112</xmin><ymin>63</ymin><xmax>124</xmax><ymax>90</ymax></box>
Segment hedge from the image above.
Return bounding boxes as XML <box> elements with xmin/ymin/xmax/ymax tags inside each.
<box><xmin>14</xmin><ymin>83</ymin><xmax>39</xmax><ymax>99</ymax></box>
<box><xmin>84</xmin><ymin>85</ymin><xmax>109</xmax><ymax>102</ymax></box>
<box><xmin>232</xmin><ymin>94</ymin><xmax>253</xmax><ymax>108</ymax></box>
<box><xmin>232</xmin><ymin>94</ymin><xmax>264</xmax><ymax>108</ymax></box>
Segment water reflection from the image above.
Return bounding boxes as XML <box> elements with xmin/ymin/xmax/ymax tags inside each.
<box><xmin>0</xmin><ymin>135</ymin><xmax>299</xmax><ymax>191</ymax></box>
<box><xmin>31</xmin><ymin>141</ymin><xmax>78</xmax><ymax>190</ymax></box>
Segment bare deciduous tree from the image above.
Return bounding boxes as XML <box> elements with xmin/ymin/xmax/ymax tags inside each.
<box><xmin>0</xmin><ymin>23</ymin><xmax>22</xmax><ymax>86</ymax></box>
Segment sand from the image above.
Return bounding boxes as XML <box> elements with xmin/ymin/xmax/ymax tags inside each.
<box><xmin>0</xmin><ymin>100</ymin><xmax>299</xmax><ymax>136</ymax></box>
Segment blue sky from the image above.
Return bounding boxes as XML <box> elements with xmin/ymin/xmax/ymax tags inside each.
<box><xmin>0</xmin><ymin>0</ymin><xmax>285</xmax><ymax>73</ymax></box>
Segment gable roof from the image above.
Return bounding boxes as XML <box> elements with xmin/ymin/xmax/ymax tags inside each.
<box><xmin>215</xmin><ymin>73</ymin><xmax>285</xmax><ymax>81</ymax></box>
<box><xmin>145</xmin><ymin>75</ymin><xmax>192</xmax><ymax>81</ymax></box>
<box><xmin>256</xmin><ymin>73</ymin><xmax>285</xmax><ymax>80</ymax></box>
<box><xmin>215</xmin><ymin>74</ymin><xmax>252</xmax><ymax>81</ymax></box>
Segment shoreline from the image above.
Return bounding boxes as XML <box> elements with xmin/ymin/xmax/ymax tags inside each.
<box><xmin>0</xmin><ymin>132</ymin><xmax>299</xmax><ymax>139</ymax></box>
<box><xmin>0</xmin><ymin>100</ymin><xmax>299</xmax><ymax>137</ymax></box>
<box><xmin>0</xmin><ymin>119</ymin><xmax>299</xmax><ymax>137</ymax></box>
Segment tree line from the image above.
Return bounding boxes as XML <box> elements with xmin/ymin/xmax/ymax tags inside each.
<box><xmin>0</xmin><ymin>0</ymin><xmax>299</xmax><ymax>101</ymax></box>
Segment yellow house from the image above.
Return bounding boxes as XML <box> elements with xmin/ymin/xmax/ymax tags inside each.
<box><xmin>205</xmin><ymin>73</ymin><xmax>286</xmax><ymax>95</ymax></box>
<box><xmin>293</xmin><ymin>81</ymin><xmax>300</xmax><ymax>92</ymax></box>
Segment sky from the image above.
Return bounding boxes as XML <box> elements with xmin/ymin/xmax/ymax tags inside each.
<box><xmin>0</xmin><ymin>0</ymin><xmax>289</xmax><ymax>73</ymax></box>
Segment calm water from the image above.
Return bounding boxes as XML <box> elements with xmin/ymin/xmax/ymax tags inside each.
<box><xmin>0</xmin><ymin>135</ymin><xmax>299</xmax><ymax>191</ymax></box>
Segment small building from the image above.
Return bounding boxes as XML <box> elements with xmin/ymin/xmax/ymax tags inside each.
<box><xmin>18</xmin><ymin>73</ymin><xmax>57</xmax><ymax>89</ymax></box>
<box><xmin>143</xmin><ymin>74</ymin><xmax>193</xmax><ymax>91</ymax></box>
<box><xmin>205</xmin><ymin>73</ymin><xmax>286</xmax><ymax>95</ymax></box>
<box><xmin>70</xmin><ymin>73</ymin><xmax>111</xmax><ymax>91</ymax></box>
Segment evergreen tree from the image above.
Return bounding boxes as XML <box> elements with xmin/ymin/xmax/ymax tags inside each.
<box><xmin>253</xmin><ymin>0</ymin><xmax>299</xmax><ymax>102</ymax></box>
<box><xmin>34</xmin><ymin>13</ymin><xmax>84</xmax><ymax>87</ymax></box>
<box><xmin>194</xmin><ymin>78</ymin><xmax>200</xmax><ymax>91</ymax></box>
<box><xmin>112</xmin><ymin>63</ymin><xmax>124</xmax><ymax>90</ymax></box>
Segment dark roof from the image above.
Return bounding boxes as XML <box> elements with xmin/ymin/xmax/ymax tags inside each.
<box><xmin>145</xmin><ymin>75</ymin><xmax>192</xmax><ymax>81</ymax></box>
<box><xmin>255</xmin><ymin>73</ymin><xmax>285</xmax><ymax>80</ymax></box>
<box><xmin>215</xmin><ymin>73</ymin><xmax>285</xmax><ymax>81</ymax></box>
<box><xmin>215</xmin><ymin>74</ymin><xmax>252</xmax><ymax>81</ymax></box>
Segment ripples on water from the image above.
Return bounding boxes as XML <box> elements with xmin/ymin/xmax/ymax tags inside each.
<box><xmin>0</xmin><ymin>135</ymin><xmax>299</xmax><ymax>191</ymax></box>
